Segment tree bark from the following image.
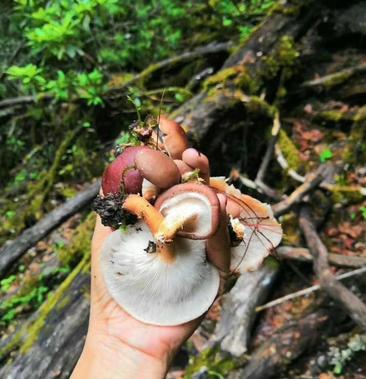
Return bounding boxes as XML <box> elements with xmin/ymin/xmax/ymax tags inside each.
<box><xmin>227</xmin><ymin>310</ymin><xmax>329</xmax><ymax>379</ymax></box>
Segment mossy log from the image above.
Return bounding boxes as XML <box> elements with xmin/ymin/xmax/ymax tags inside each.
<box><xmin>0</xmin><ymin>181</ymin><xmax>99</xmax><ymax>277</ymax></box>
<box><xmin>0</xmin><ymin>270</ymin><xmax>90</xmax><ymax>379</ymax></box>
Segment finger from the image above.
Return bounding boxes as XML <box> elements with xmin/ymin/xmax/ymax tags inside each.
<box><xmin>206</xmin><ymin>193</ymin><xmax>231</xmax><ymax>273</ymax></box>
<box><xmin>182</xmin><ymin>148</ymin><xmax>210</xmax><ymax>184</ymax></box>
<box><xmin>159</xmin><ymin>115</ymin><xmax>189</xmax><ymax>159</ymax></box>
<box><xmin>226</xmin><ymin>197</ymin><xmax>242</xmax><ymax>218</ymax></box>
<box><xmin>173</xmin><ymin>159</ymin><xmax>192</xmax><ymax>176</ymax></box>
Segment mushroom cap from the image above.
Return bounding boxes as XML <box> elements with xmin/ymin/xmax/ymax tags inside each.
<box><xmin>102</xmin><ymin>146</ymin><xmax>147</xmax><ymax>195</ymax></box>
<box><xmin>135</xmin><ymin>148</ymin><xmax>181</xmax><ymax>189</ymax></box>
<box><xmin>155</xmin><ymin>183</ymin><xmax>220</xmax><ymax>239</ymax></box>
<box><xmin>100</xmin><ymin>221</ymin><xmax>219</xmax><ymax>326</ymax></box>
<box><xmin>210</xmin><ymin>177</ymin><xmax>282</xmax><ymax>273</ymax></box>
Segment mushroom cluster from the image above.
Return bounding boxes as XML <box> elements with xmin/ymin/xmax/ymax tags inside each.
<box><xmin>94</xmin><ymin>115</ymin><xmax>282</xmax><ymax>326</ymax></box>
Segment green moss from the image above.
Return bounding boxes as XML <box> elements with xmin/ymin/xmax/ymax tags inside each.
<box><xmin>245</xmin><ymin>96</ymin><xmax>277</xmax><ymax>117</ymax></box>
<box><xmin>271</xmin><ymin>3</ymin><xmax>302</xmax><ymax>16</ymax></box>
<box><xmin>20</xmin><ymin>252</ymin><xmax>90</xmax><ymax>353</ymax></box>
<box><xmin>0</xmin><ymin>246</ymin><xmax>90</xmax><ymax>360</ymax></box>
<box><xmin>58</xmin><ymin>186</ymin><xmax>78</xmax><ymax>199</ymax></box>
<box><xmin>0</xmin><ymin>215</ymin><xmax>95</xmax><ymax>359</ymax></box>
<box><xmin>322</xmin><ymin>71</ymin><xmax>353</xmax><ymax>90</ymax></box>
<box><xmin>262</xmin><ymin>36</ymin><xmax>299</xmax><ymax>80</ymax></box>
<box><xmin>184</xmin><ymin>346</ymin><xmax>239</xmax><ymax>378</ymax></box>
<box><xmin>343</xmin><ymin>107</ymin><xmax>366</xmax><ymax>163</ymax></box>
<box><xmin>315</xmin><ymin>110</ymin><xmax>354</xmax><ymax>124</ymax></box>
<box><xmin>330</xmin><ymin>185</ymin><xmax>364</xmax><ymax>204</ymax></box>
<box><xmin>234</xmin><ymin>70</ymin><xmax>261</xmax><ymax>94</ymax></box>
<box><xmin>203</xmin><ymin>67</ymin><xmax>242</xmax><ymax>89</ymax></box>
<box><xmin>354</xmin><ymin>105</ymin><xmax>366</xmax><ymax>123</ymax></box>
<box><xmin>278</xmin><ymin>129</ymin><xmax>304</xmax><ymax>172</ymax></box>
<box><xmin>56</xmin><ymin>212</ymin><xmax>95</xmax><ymax>266</ymax></box>
<box><xmin>280</xmin><ymin>213</ymin><xmax>301</xmax><ymax>245</ymax></box>
<box><xmin>203</xmin><ymin>87</ymin><xmax>241</xmax><ymax>108</ymax></box>
<box><xmin>0</xmin><ymin>127</ymin><xmax>82</xmax><ymax>243</ymax></box>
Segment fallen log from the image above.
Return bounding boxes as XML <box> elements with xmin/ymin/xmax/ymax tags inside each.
<box><xmin>227</xmin><ymin>310</ymin><xmax>329</xmax><ymax>379</ymax></box>
<box><xmin>213</xmin><ymin>259</ymin><xmax>279</xmax><ymax>357</ymax></box>
<box><xmin>0</xmin><ymin>259</ymin><xmax>90</xmax><ymax>379</ymax></box>
<box><xmin>173</xmin><ymin>0</ymin><xmax>320</xmax><ymax>150</ymax></box>
<box><xmin>0</xmin><ymin>180</ymin><xmax>100</xmax><ymax>277</ymax></box>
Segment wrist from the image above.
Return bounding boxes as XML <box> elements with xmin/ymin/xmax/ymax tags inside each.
<box><xmin>71</xmin><ymin>333</ymin><xmax>169</xmax><ymax>379</ymax></box>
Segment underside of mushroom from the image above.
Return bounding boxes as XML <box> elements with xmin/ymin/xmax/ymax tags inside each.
<box><xmin>95</xmin><ymin>115</ymin><xmax>283</xmax><ymax>326</ymax></box>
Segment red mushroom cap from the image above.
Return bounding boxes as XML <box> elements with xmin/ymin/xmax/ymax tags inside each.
<box><xmin>102</xmin><ymin>146</ymin><xmax>148</xmax><ymax>195</ymax></box>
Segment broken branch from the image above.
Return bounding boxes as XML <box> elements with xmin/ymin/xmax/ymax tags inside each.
<box><xmin>299</xmin><ymin>206</ymin><xmax>366</xmax><ymax>330</ymax></box>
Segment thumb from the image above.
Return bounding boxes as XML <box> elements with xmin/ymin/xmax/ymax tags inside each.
<box><xmin>206</xmin><ymin>193</ymin><xmax>231</xmax><ymax>273</ymax></box>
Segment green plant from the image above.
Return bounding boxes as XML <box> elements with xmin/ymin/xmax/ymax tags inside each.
<box><xmin>320</xmin><ymin>148</ymin><xmax>333</xmax><ymax>163</ymax></box>
<box><xmin>360</xmin><ymin>206</ymin><xmax>366</xmax><ymax>220</ymax></box>
<box><xmin>328</xmin><ymin>334</ymin><xmax>366</xmax><ymax>374</ymax></box>
<box><xmin>1</xmin><ymin>275</ymin><xmax>17</xmax><ymax>293</ymax></box>
<box><xmin>0</xmin><ymin>265</ymin><xmax>71</xmax><ymax>325</ymax></box>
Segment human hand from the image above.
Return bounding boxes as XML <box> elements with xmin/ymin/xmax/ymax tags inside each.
<box><xmin>72</xmin><ymin>119</ymin><xmax>231</xmax><ymax>379</ymax></box>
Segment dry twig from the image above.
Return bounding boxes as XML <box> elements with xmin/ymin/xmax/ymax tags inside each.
<box><xmin>299</xmin><ymin>206</ymin><xmax>366</xmax><ymax>330</ymax></box>
<box><xmin>256</xmin><ymin>266</ymin><xmax>366</xmax><ymax>312</ymax></box>
<box><xmin>277</xmin><ymin>246</ymin><xmax>366</xmax><ymax>268</ymax></box>
<box><xmin>272</xmin><ymin>165</ymin><xmax>331</xmax><ymax>216</ymax></box>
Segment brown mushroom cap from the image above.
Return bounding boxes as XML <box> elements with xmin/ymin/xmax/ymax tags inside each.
<box><xmin>155</xmin><ymin>183</ymin><xmax>220</xmax><ymax>239</ymax></box>
<box><xmin>135</xmin><ymin>148</ymin><xmax>181</xmax><ymax>189</ymax></box>
<box><xmin>210</xmin><ymin>177</ymin><xmax>283</xmax><ymax>273</ymax></box>
<box><xmin>159</xmin><ymin>115</ymin><xmax>189</xmax><ymax>159</ymax></box>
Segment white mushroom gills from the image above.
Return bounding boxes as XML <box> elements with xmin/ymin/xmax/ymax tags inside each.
<box><xmin>230</xmin><ymin>203</ymin><xmax>282</xmax><ymax>272</ymax></box>
<box><xmin>158</xmin><ymin>192</ymin><xmax>213</xmax><ymax>239</ymax></box>
<box><xmin>100</xmin><ymin>221</ymin><xmax>219</xmax><ymax>325</ymax></box>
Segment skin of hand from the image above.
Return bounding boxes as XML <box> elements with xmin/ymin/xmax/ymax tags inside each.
<box><xmin>72</xmin><ymin>128</ymin><xmax>230</xmax><ymax>379</ymax></box>
<box><xmin>71</xmin><ymin>216</ymin><xmax>203</xmax><ymax>379</ymax></box>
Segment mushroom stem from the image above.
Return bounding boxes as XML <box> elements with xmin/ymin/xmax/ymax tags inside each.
<box><xmin>123</xmin><ymin>194</ymin><xmax>164</xmax><ymax>234</ymax></box>
<box><xmin>156</xmin><ymin>212</ymin><xmax>197</xmax><ymax>242</ymax></box>
<box><xmin>122</xmin><ymin>194</ymin><xmax>177</xmax><ymax>263</ymax></box>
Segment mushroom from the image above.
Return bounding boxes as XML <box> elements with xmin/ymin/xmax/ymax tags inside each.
<box><xmin>100</xmin><ymin>185</ymin><xmax>221</xmax><ymax>326</ymax></box>
<box><xmin>102</xmin><ymin>146</ymin><xmax>148</xmax><ymax>195</ymax></box>
<box><xmin>96</xmin><ymin>147</ymin><xmax>183</xmax><ymax>227</ymax></box>
<box><xmin>154</xmin><ymin>182</ymin><xmax>220</xmax><ymax>240</ymax></box>
<box><xmin>209</xmin><ymin>177</ymin><xmax>283</xmax><ymax>273</ymax></box>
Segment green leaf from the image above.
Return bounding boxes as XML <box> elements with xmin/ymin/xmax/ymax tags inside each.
<box><xmin>5</xmin><ymin>210</ymin><xmax>16</xmax><ymax>219</ymax></box>
<box><xmin>319</xmin><ymin>149</ymin><xmax>333</xmax><ymax>163</ymax></box>
<box><xmin>223</xmin><ymin>18</ymin><xmax>233</xmax><ymax>26</ymax></box>
<box><xmin>360</xmin><ymin>207</ymin><xmax>366</xmax><ymax>220</ymax></box>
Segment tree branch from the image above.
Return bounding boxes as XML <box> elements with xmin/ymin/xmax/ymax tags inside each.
<box><xmin>0</xmin><ymin>181</ymin><xmax>100</xmax><ymax>277</ymax></box>
<box><xmin>299</xmin><ymin>206</ymin><xmax>366</xmax><ymax>330</ymax></box>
